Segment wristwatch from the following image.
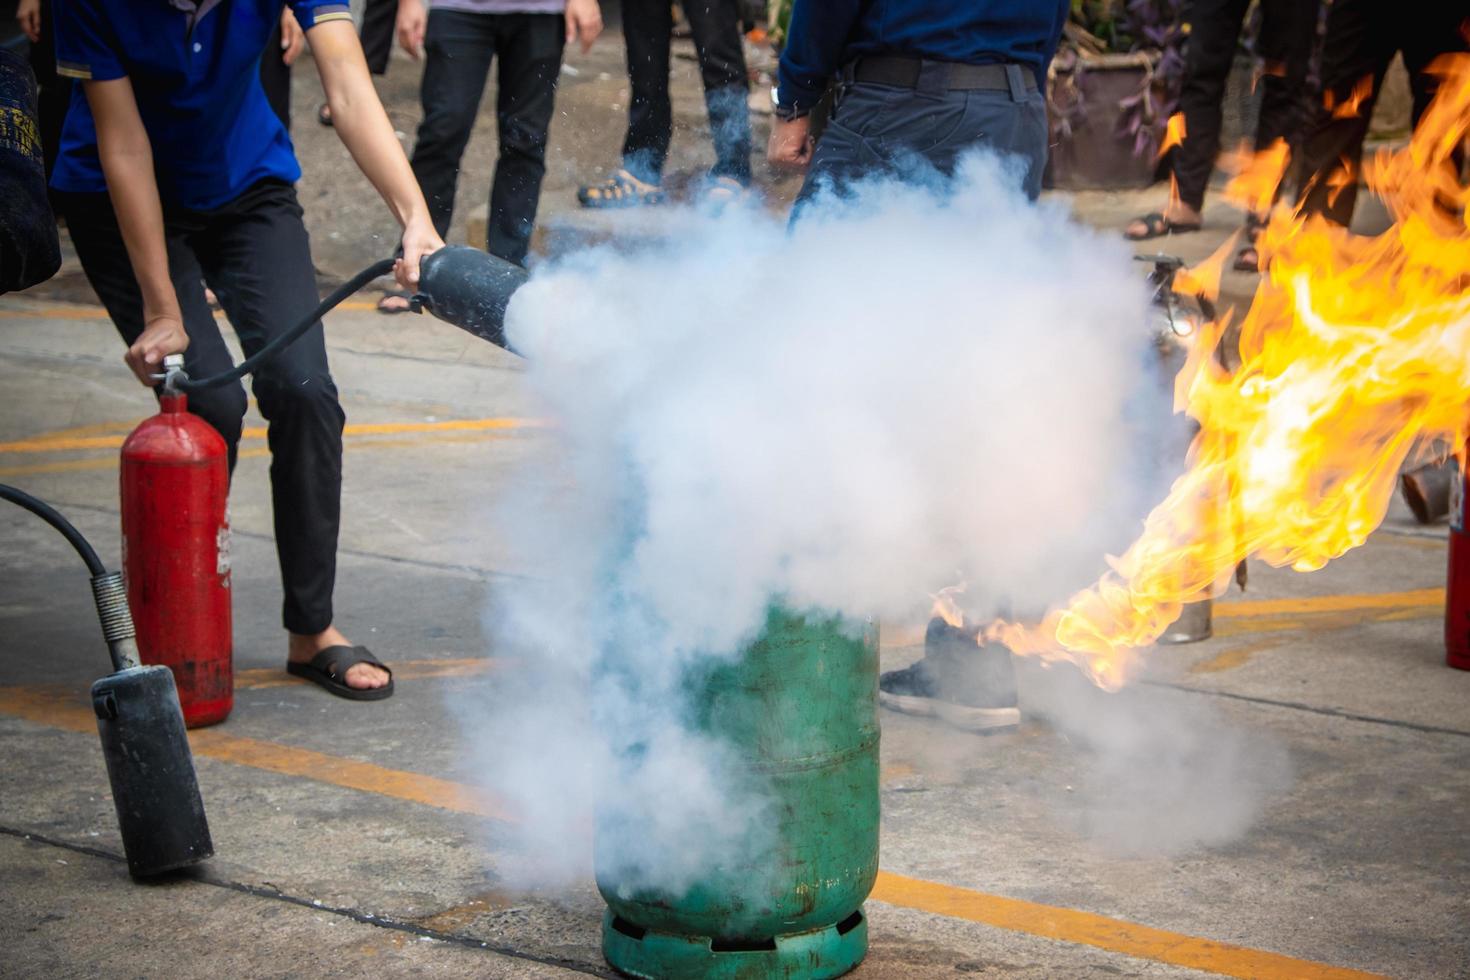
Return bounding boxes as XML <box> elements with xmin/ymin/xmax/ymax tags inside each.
<box><xmin>770</xmin><ymin>85</ymin><xmax>810</xmax><ymax>122</ymax></box>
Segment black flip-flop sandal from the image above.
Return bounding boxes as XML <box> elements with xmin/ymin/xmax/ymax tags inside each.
<box><xmin>1233</xmin><ymin>245</ymin><xmax>1260</xmax><ymax>273</ymax></box>
<box><xmin>1124</xmin><ymin>211</ymin><xmax>1203</xmax><ymax>241</ymax></box>
<box><xmin>317</xmin><ymin>102</ymin><xmax>333</xmax><ymax>128</ymax></box>
<box><xmin>287</xmin><ymin>645</ymin><xmax>395</xmax><ymax>701</ymax></box>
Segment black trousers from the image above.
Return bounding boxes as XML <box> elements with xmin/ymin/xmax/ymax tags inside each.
<box><xmin>58</xmin><ymin>180</ymin><xmax>345</xmax><ymax>636</ymax></box>
<box><xmin>409</xmin><ymin>9</ymin><xmax>563</xmax><ymax>266</ymax></box>
<box><xmin>1296</xmin><ymin>0</ymin><xmax>1467</xmax><ymax>226</ymax></box>
<box><xmin>794</xmin><ymin>69</ymin><xmax>1049</xmax><ymax>219</ymax></box>
<box><xmin>1171</xmin><ymin>0</ymin><xmax>1317</xmax><ymax>212</ymax></box>
<box><xmin>361</xmin><ymin>0</ymin><xmax>397</xmax><ymax>75</ymax></box>
<box><xmin>621</xmin><ymin>0</ymin><xmax>751</xmax><ymax>184</ymax></box>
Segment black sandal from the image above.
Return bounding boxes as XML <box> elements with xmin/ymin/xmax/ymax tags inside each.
<box><xmin>1124</xmin><ymin>211</ymin><xmax>1203</xmax><ymax>241</ymax></box>
<box><xmin>317</xmin><ymin>102</ymin><xmax>333</xmax><ymax>127</ymax></box>
<box><xmin>287</xmin><ymin>645</ymin><xmax>395</xmax><ymax>701</ymax></box>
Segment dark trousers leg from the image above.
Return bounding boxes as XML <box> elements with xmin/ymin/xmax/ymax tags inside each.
<box><xmin>1293</xmin><ymin>0</ymin><xmax>1465</xmax><ymax>225</ymax></box>
<box><xmin>1251</xmin><ymin>0</ymin><xmax>1317</xmax><ymax>154</ymax></box>
<box><xmin>620</xmin><ymin>0</ymin><xmax>673</xmax><ymax>183</ymax></box>
<box><xmin>682</xmin><ymin>0</ymin><xmax>752</xmax><ymax>183</ymax></box>
<box><xmin>795</xmin><ymin>82</ymin><xmax>1048</xmax><ymax>218</ymax></box>
<box><xmin>360</xmin><ymin>0</ymin><xmax>397</xmax><ymax>75</ymax></box>
<box><xmin>184</xmin><ymin>181</ymin><xmax>345</xmax><ymax>636</ymax></box>
<box><xmin>1171</xmin><ymin>0</ymin><xmax>1251</xmax><ymax>211</ymax></box>
<box><xmin>260</xmin><ymin>21</ymin><xmax>292</xmax><ymax>131</ymax></box>
<box><xmin>56</xmin><ymin>192</ymin><xmax>249</xmax><ymax>472</ymax></box>
<box><xmin>409</xmin><ymin>9</ymin><xmax>496</xmax><ymax>240</ymax></box>
<box><xmin>487</xmin><ymin>14</ymin><xmax>563</xmax><ymax>266</ymax></box>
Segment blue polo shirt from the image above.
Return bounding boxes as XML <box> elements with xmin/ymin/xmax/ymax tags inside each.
<box><xmin>778</xmin><ymin>0</ymin><xmax>1070</xmax><ymax>113</ymax></box>
<box><xmin>50</xmin><ymin>0</ymin><xmax>353</xmax><ymax>211</ymax></box>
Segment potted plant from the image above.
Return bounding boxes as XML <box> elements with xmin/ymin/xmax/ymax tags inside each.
<box><xmin>1047</xmin><ymin>0</ymin><xmax>1187</xmax><ymax>190</ymax></box>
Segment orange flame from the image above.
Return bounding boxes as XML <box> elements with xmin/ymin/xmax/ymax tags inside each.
<box><xmin>1325</xmin><ymin>74</ymin><xmax>1376</xmax><ymax>120</ymax></box>
<box><xmin>1157</xmin><ymin>113</ymin><xmax>1187</xmax><ymax>162</ymax></box>
<box><xmin>985</xmin><ymin>54</ymin><xmax>1470</xmax><ymax>690</ymax></box>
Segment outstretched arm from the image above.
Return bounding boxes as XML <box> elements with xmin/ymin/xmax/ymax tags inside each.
<box><xmin>305</xmin><ymin>19</ymin><xmax>442</xmax><ymax>288</ymax></box>
<box><xmin>84</xmin><ymin>77</ymin><xmax>190</xmax><ymax>385</ymax></box>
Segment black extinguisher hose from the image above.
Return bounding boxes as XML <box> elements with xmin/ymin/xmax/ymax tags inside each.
<box><xmin>0</xmin><ymin>483</ymin><xmax>140</xmax><ymax>671</ymax></box>
<box><xmin>173</xmin><ymin>257</ymin><xmax>396</xmax><ymax>392</ymax></box>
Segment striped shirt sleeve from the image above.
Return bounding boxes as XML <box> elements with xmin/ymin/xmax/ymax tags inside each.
<box><xmin>289</xmin><ymin>0</ymin><xmax>355</xmax><ymax>29</ymax></box>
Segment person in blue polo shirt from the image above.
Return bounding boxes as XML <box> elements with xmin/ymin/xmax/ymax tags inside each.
<box><xmin>51</xmin><ymin>0</ymin><xmax>446</xmax><ymax>701</ymax></box>
<box><xmin>768</xmin><ymin>0</ymin><xmax>1069</xmax><ymax>733</ymax></box>
<box><xmin>769</xmin><ymin>0</ymin><xmax>1068</xmax><ymax>215</ymax></box>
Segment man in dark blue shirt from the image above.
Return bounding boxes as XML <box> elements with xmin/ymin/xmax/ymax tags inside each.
<box><xmin>769</xmin><ymin>0</ymin><xmax>1068</xmax><ymax>212</ymax></box>
<box><xmin>769</xmin><ymin>0</ymin><xmax>1068</xmax><ymax>732</ymax></box>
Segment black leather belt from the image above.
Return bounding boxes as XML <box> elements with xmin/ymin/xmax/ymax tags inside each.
<box><xmin>849</xmin><ymin>56</ymin><xmax>1037</xmax><ymax>93</ymax></box>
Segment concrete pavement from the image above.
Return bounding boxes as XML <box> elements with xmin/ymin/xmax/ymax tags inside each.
<box><xmin>2</xmin><ymin>25</ymin><xmax>1467</xmax><ymax>980</ymax></box>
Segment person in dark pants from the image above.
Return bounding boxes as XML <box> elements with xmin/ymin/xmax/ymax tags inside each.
<box><xmin>771</xmin><ymin>0</ymin><xmax>1066</xmax><ymax>218</ymax></box>
<box><xmin>389</xmin><ymin>0</ymin><xmax>601</xmax><ymax>284</ymax></box>
<box><xmin>769</xmin><ymin>0</ymin><xmax>1068</xmax><ymax>733</ymax></box>
<box><xmin>1295</xmin><ymin>0</ymin><xmax>1467</xmax><ymax>228</ymax></box>
<box><xmin>577</xmin><ymin>0</ymin><xmax>752</xmax><ymax>206</ymax></box>
<box><xmin>1124</xmin><ymin>0</ymin><xmax>1318</xmax><ymax>273</ymax></box>
<box><xmin>51</xmin><ymin>0</ymin><xmax>444</xmax><ymax>699</ymax></box>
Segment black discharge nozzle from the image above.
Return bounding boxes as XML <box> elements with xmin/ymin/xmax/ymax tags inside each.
<box><xmin>413</xmin><ymin>245</ymin><xmax>530</xmax><ymax>356</ymax></box>
<box><xmin>0</xmin><ymin>483</ymin><xmax>213</xmax><ymax>878</ymax></box>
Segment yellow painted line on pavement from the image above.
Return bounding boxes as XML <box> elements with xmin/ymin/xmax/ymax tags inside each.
<box><xmin>870</xmin><ymin>871</ymin><xmax>1384</xmax><ymax>980</ymax></box>
<box><xmin>1214</xmin><ymin>588</ymin><xmax>1442</xmax><ymax>618</ymax></box>
<box><xmin>0</xmin><ymin>684</ymin><xmax>511</xmax><ymax>821</ymax></box>
<box><xmin>0</xmin><ymin>416</ymin><xmax>542</xmax><ymax>454</ymax></box>
<box><xmin>0</xmin><ymin>676</ymin><xmax>1388</xmax><ymax>979</ymax></box>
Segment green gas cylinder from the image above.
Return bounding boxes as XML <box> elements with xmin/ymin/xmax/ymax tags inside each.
<box><xmin>597</xmin><ymin>607</ymin><xmax>880</xmax><ymax>979</ymax></box>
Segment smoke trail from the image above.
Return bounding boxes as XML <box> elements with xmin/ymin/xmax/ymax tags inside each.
<box><xmin>456</xmin><ymin>155</ymin><xmax>1176</xmax><ymax>890</ymax></box>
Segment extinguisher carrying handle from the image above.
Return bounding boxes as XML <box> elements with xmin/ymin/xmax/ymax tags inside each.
<box><xmin>0</xmin><ymin>484</ymin><xmax>141</xmax><ymax>672</ymax></box>
<box><xmin>164</xmin><ymin>257</ymin><xmax>397</xmax><ymax>393</ymax></box>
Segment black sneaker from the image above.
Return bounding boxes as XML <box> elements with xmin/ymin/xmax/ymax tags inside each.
<box><xmin>878</xmin><ymin>618</ymin><xmax>1020</xmax><ymax>733</ymax></box>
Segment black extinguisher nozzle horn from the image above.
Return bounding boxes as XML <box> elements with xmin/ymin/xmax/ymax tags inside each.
<box><xmin>414</xmin><ymin>246</ymin><xmax>529</xmax><ymax>356</ymax></box>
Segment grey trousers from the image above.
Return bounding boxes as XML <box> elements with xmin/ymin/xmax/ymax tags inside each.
<box><xmin>794</xmin><ymin>70</ymin><xmax>1049</xmax><ymax>217</ymax></box>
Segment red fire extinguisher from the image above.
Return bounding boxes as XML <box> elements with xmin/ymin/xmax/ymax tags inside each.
<box><xmin>1445</xmin><ymin>456</ymin><xmax>1470</xmax><ymax>671</ymax></box>
<box><xmin>120</xmin><ymin>357</ymin><xmax>234</xmax><ymax>726</ymax></box>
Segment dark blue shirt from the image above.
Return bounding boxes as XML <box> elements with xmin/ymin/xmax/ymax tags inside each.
<box><xmin>778</xmin><ymin>0</ymin><xmax>1070</xmax><ymax>112</ymax></box>
<box><xmin>51</xmin><ymin>0</ymin><xmax>352</xmax><ymax>211</ymax></box>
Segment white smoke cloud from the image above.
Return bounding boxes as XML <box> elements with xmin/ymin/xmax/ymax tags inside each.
<box><xmin>454</xmin><ymin>155</ymin><xmax>1191</xmax><ymax>893</ymax></box>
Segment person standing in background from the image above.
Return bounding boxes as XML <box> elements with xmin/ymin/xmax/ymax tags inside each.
<box><xmin>769</xmin><ymin>0</ymin><xmax>1069</xmax><ymax>734</ymax></box>
<box><xmin>1295</xmin><ymin>0</ymin><xmax>1467</xmax><ymax>229</ymax></box>
<box><xmin>576</xmin><ymin>0</ymin><xmax>752</xmax><ymax>207</ymax></box>
<box><xmin>377</xmin><ymin>0</ymin><xmax>599</xmax><ymax>314</ymax></box>
<box><xmin>771</xmin><ymin>1</ymin><xmax>1066</xmax><ymax>213</ymax></box>
<box><xmin>1123</xmin><ymin>0</ymin><xmax>1318</xmax><ymax>274</ymax></box>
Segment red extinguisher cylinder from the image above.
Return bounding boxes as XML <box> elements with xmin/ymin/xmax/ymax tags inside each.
<box><xmin>1445</xmin><ymin>460</ymin><xmax>1470</xmax><ymax>671</ymax></box>
<box><xmin>120</xmin><ymin>391</ymin><xmax>234</xmax><ymax>726</ymax></box>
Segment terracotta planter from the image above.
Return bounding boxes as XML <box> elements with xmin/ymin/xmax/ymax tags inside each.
<box><xmin>1046</xmin><ymin>52</ymin><xmax>1161</xmax><ymax>191</ymax></box>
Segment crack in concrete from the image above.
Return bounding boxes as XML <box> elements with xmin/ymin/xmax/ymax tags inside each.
<box><xmin>1146</xmin><ymin>681</ymin><xmax>1470</xmax><ymax>738</ymax></box>
<box><xmin>0</xmin><ymin>825</ymin><xmax>613</xmax><ymax>978</ymax></box>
